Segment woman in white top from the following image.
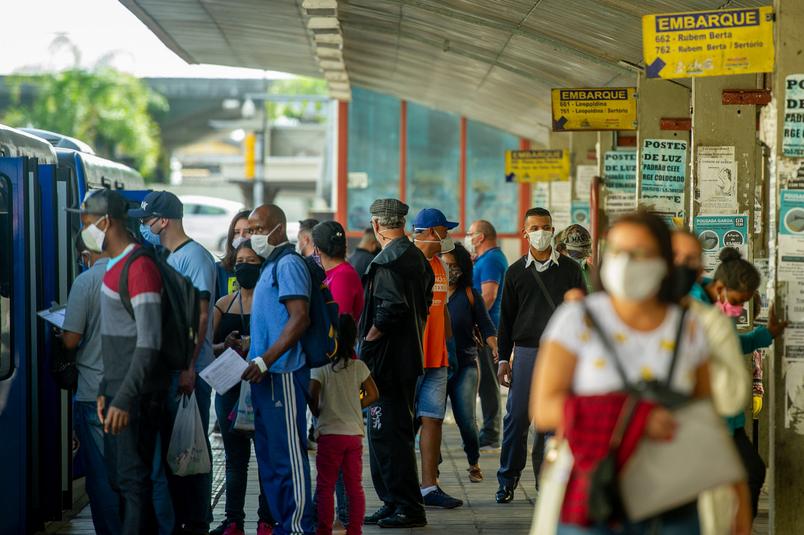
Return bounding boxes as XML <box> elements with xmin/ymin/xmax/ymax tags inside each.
<box><xmin>531</xmin><ymin>212</ymin><xmax>750</xmax><ymax>535</ymax></box>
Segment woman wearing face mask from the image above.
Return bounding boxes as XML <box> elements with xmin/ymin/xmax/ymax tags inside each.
<box><xmin>532</xmin><ymin>212</ymin><xmax>751</xmax><ymax>535</ymax></box>
<box><xmin>689</xmin><ymin>247</ymin><xmax>787</xmax><ymax>519</ymax></box>
<box><xmin>217</xmin><ymin>210</ymin><xmax>252</xmax><ymax>299</ymax></box>
<box><xmin>209</xmin><ymin>241</ymin><xmax>274</xmax><ymax>535</ymax></box>
<box><xmin>442</xmin><ymin>243</ymin><xmax>497</xmax><ymax>483</ymax></box>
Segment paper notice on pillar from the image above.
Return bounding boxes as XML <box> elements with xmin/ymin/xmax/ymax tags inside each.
<box><xmin>696</xmin><ymin>146</ymin><xmax>738</xmax><ymax>213</ymax></box>
<box><xmin>784</xmin><ymin>357</ymin><xmax>804</xmax><ymax>434</ymax></box>
<box><xmin>693</xmin><ymin>215</ymin><xmax>748</xmax><ymax>275</ymax></box>
<box><xmin>640</xmin><ymin>139</ymin><xmax>687</xmax><ymax>219</ymax></box>
<box><xmin>549</xmin><ymin>180</ymin><xmax>572</xmax><ymax>232</ymax></box>
<box><xmin>603</xmin><ymin>150</ymin><xmax>637</xmax><ymax>219</ymax></box>
<box><xmin>575</xmin><ymin>165</ymin><xmax>596</xmax><ymax>201</ymax></box>
<box><xmin>571</xmin><ymin>201</ymin><xmax>591</xmax><ymax>229</ymax></box>
<box><xmin>788</xmin><ymin>283</ymin><xmax>804</xmax><ymax>323</ymax></box>
<box><xmin>778</xmin><ymin>190</ymin><xmax>804</xmax><ymax>283</ymax></box>
<box><xmin>783</xmin><ymin>74</ymin><xmax>804</xmax><ymax>158</ymax></box>
<box><xmin>755</xmin><ymin>257</ymin><xmax>770</xmax><ymax>322</ymax></box>
<box><xmin>532</xmin><ymin>182</ymin><xmax>549</xmax><ymax>208</ymax></box>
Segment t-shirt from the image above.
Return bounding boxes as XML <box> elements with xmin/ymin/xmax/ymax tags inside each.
<box><xmin>62</xmin><ymin>258</ymin><xmax>108</xmax><ymax>402</ymax></box>
<box><xmin>541</xmin><ymin>293</ymin><xmax>709</xmax><ymax>396</ymax></box>
<box><xmin>249</xmin><ymin>249</ymin><xmax>311</xmax><ymax>373</ymax></box>
<box><xmin>423</xmin><ymin>256</ymin><xmax>449</xmax><ymax>369</ymax></box>
<box><xmin>472</xmin><ymin>247</ymin><xmax>508</xmax><ymax>327</ymax></box>
<box><xmin>326</xmin><ymin>262</ymin><xmax>364</xmax><ymax>319</ymax></box>
<box><xmin>167</xmin><ymin>240</ymin><xmax>217</xmax><ymax>370</ymax></box>
<box><xmin>100</xmin><ymin>245</ymin><xmax>165</xmax><ymax>411</ymax></box>
<box><xmin>216</xmin><ymin>261</ymin><xmax>237</xmax><ymax>298</ymax></box>
<box><xmin>311</xmin><ymin>359</ymin><xmax>371</xmax><ymax>436</ymax></box>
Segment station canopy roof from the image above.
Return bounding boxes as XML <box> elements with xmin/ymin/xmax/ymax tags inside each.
<box><xmin>121</xmin><ymin>0</ymin><xmax>770</xmax><ymax>143</ymax></box>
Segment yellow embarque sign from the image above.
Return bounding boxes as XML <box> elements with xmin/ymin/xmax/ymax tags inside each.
<box><xmin>642</xmin><ymin>6</ymin><xmax>774</xmax><ymax>79</ymax></box>
<box><xmin>504</xmin><ymin>150</ymin><xmax>570</xmax><ymax>183</ymax></box>
<box><xmin>551</xmin><ymin>88</ymin><xmax>637</xmax><ymax>131</ymax></box>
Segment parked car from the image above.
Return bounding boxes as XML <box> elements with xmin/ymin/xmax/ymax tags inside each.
<box><xmin>180</xmin><ymin>195</ymin><xmax>245</xmax><ymax>253</ymax></box>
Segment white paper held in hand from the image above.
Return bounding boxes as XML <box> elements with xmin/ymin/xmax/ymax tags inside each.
<box><xmin>199</xmin><ymin>348</ymin><xmax>249</xmax><ymax>394</ymax></box>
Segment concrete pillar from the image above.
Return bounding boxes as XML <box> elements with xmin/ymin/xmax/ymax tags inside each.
<box><xmin>635</xmin><ymin>74</ymin><xmax>691</xmax><ymax>210</ymax></box>
<box><xmin>569</xmin><ymin>131</ymin><xmax>598</xmax><ymax>202</ymax></box>
<box><xmin>764</xmin><ymin>1</ymin><xmax>804</xmax><ymax>531</ymax></box>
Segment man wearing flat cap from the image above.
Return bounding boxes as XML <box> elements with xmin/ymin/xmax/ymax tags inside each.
<box><xmin>359</xmin><ymin>198</ymin><xmax>433</xmax><ymax>528</ymax></box>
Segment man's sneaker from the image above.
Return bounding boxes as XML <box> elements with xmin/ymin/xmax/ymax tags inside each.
<box><xmin>422</xmin><ymin>487</ymin><xmax>463</xmax><ymax>509</ymax></box>
<box><xmin>479</xmin><ymin>443</ymin><xmax>500</xmax><ymax>453</ymax></box>
<box><xmin>364</xmin><ymin>504</ymin><xmax>395</xmax><ymax>525</ymax></box>
<box><xmin>467</xmin><ymin>465</ymin><xmax>484</xmax><ymax>483</ymax></box>
<box><xmin>256</xmin><ymin>520</ymin><xmax>273</xmax><ymax>535</ymax></box>
<box><xmin>377</xmin><ymin>513</ymin><xmax>427</xmax><ymax>529</ymax></box>
<box><xmin>210</xmin><ymin>520</ymin><xmax>242</xmax><ymax>535</ymax></box>
<box><xmin>495</xmin><ymin>485</ymin><xmax>515</xmax><ymax>504</ymax></box>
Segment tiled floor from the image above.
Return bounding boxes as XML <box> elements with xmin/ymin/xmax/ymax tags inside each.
<box><xmin>46</xmin><ymin>398</ymin><xmax>769</xmax><ymax>534</ymax></box>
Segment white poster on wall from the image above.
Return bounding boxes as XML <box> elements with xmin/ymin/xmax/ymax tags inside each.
<box><xmin>550</xmin><ymin>180</ymin><xmax>572</xmax><ymax>232</ymax></box>
<box><xmin>575</xmin><ymin>165</ymin><xmax>597</xmax><ymax>202</ymax></box>
<box><xmin>697</xmin><ymin>146</ymin><xmax>738</xmax><ymax>213</ymax></box>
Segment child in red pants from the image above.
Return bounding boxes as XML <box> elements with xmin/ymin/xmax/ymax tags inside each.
<box><xmin>310</xmin><ymin>315</ymin><xmax>379</xmax><ymax>535</ymax></box>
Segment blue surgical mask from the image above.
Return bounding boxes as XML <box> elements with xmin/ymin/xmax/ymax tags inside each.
<box><xmin>139</xmin><ymin>223</ymin><xmax>162</xmax><ymax>247</ymax></box>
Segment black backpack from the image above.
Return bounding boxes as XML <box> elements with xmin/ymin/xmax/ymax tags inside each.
<box><xmin>119</xmin><ymin>247</ymin><xmax>201</xmax><ymax>371</ymax></box>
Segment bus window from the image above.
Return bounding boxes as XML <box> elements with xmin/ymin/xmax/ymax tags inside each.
<box><xmin>0</xmin><ymin>175</ymin><xmax>12</xmax><ymax>380</ymax></box>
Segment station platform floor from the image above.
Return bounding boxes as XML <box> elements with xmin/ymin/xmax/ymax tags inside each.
<box><xmin>47</xmin><ymin>396</ymin><xmax>769</xmax><ymax>535</ymax></box>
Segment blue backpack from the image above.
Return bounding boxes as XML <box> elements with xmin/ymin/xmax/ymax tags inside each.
<box><xmin>270</xmin><ymin>247</ymin><xmax>339</xmax><ymax>368</ymax></box>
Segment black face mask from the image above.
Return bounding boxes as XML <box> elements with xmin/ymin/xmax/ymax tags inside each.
<box><xmin>670</xmin><ymin>265</ymin><xmax>699</xmax><ymax>301</ymax></box>
<box><xmin>235</xmin><ymin>263</ymin><xmax>261</xmax><ymax>289</ymax></box>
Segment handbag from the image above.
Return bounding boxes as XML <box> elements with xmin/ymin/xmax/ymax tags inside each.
<box><xmin>530</xmin><ymin>435</ymin><xmax>574</xmax><ymax>535</ymax></box>
<box><xmin>582</xmin><ymin>302</ymin><xmax>687</xmax><ymax>524</ymax></box>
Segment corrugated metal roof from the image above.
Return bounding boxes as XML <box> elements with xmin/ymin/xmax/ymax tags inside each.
<box><xmin>121</xmin><ymin>0</ymin><xmax>772</xmax><ymax>141</ymax></box>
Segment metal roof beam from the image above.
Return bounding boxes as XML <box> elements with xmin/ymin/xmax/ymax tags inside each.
<box><xmin>369</xmin><ymin>0</ymin><xmax>634</xmax><ymax>75</ymax></box>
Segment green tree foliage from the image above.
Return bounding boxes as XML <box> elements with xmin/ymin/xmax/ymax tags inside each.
<box><xmin>266</xmin><ymin>77</ymin><xmax>327</xmax><ymax>123</ymax></box>
<box><xmin>3</xmin><ymin>68</ymin><xmax>168</xmax><ymax>177</ymax></box>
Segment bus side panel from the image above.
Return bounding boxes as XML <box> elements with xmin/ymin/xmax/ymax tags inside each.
<box><xmin>0</xmin><ymin>157</ymin><xmax>36</xmax><ymax>535</ymax></box>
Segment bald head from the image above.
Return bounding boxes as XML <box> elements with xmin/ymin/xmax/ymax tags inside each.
<box><xmin>672</xmin><ymin>230</ymin><xmax>703</xmax><ymax>272</ymax></box>
<box><xmin>249</xmin><ymin>204</ymin><xmax>288</xmax><ymax>244</ymax></box>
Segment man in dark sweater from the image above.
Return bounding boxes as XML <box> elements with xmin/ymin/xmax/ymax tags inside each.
<box><xmin>495</xmin><ymin>207</ymin><xmax>585</xmax><ymax>504</ymax></box>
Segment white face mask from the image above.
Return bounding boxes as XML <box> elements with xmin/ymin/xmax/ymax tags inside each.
<box><xmin>415</xmin><ymin>228</ymin><xmax>453</xmax><ymax>254</ymax></box>
<box><xmin>528</xmin><ymin>229</ymin><xmax>553</xmax><ymax>252</ymax></box>
<box><xmin>231</xmin><ymin>235</ymin><xmax>246</xmax><ymax>250</ymax></box>
<box><xmin>81</xmin><ymin>216</ymin><xmax>108</xmax><ymax>253</ymax></box>
<box><xmin>601</xmin><ymin>252</ymin><xmax>667</xmax><ymax>302</ymax></box>
<box><xmin>250</xmin><ymin>224</ymin><xmax>280</xmax><ymax>258</ymax></box>
<box><xmin>464</xmin><ymin>234</ymin><xmax>477</xmax><ymax>256</ymax></box>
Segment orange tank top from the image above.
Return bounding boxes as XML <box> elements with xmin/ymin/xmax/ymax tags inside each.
<box><xmin>423</xmin><ymin>255</ymin><xmax>449</xmax><ymax>368</ymax></box>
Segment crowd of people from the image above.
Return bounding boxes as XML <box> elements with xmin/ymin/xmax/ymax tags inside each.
<box><xmin>61</xmin><ymin>186</ymin><xmax>778</xmax><ymax>535</ymax></box>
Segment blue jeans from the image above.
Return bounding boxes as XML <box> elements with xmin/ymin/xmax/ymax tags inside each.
<box><xmin>215</xmin><ymin>385</ymin><xmax>272</xmax><ymax>524</ymax></box>
<box><xmin>73</xmin><ymin>400</ymin><xmax>121</xmax><ymax>535</ymax></box>
<box><xmin>160</xmin><ymin>373</ymin><xmax>214</xmax><ymax>534</ymax></box>
<box><xmin>447</xmin><ymin>361</ymin><xmax>480</xmax><ymax>466</ymax></box>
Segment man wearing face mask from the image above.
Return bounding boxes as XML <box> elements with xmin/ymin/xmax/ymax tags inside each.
<box><xmin>60</xmin><ymin>231</ymin><xmax>120</xmax><ymax>535</ymax></box>
<box><xmin>240</xmin><ymin>204</ymin><xmax>316</xmax><ymax>534</ymax></box>
<box><xmin>557</xmin><ymin>224</ymin><xmax>593</xmax><ymax>292</ymax></box>
<box><xmin>129</xmin><ymin>190</ymin><xmax>218</xmax><ymax>535</ymax></box>
<box><xmin>466</xmin><ymin>220</ymin><xmax>507</xmax><ymax>450</ymax></box>
<box><xmin>71</xmin><ymin>189</ymin><xmax>167</xmax><ymax>534</ymax></box>
<box><xmin>410</xmin><ymin>208</ymin><xmax>463</xmax><ymax>510</ymax></box>
<box><xmin>359</xmin><ymin>199</ymin><xmax>433</xmax><ymax>528</ymax></box>
<box><xmin>297</xmin><ymin>218</ymin><xmax>320</xmax><ymax>257</ymax></box>
<box><xmin>495</xmin><ymin>207</ymin><xmax>585</xmax><ymax>504</ymax></box>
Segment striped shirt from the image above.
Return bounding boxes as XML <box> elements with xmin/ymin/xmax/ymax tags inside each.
<box><xmin>100</xmin><ymin>245</ymin><xmax>165</xmax><ymax>411</ymax></box>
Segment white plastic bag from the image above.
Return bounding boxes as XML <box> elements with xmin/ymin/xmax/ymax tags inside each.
<box><xmin>530</xmin><ymin>437</ymin><xmax>573</xmax><ymax>535</ymax></box>
<box><xmin>167</xmin><ymin>392</ymin><xmax>211</xmax><ymax>476</ymax></box>
<box><xmin>233</xmin><ymin>380</ymin><xmax>255</xmax><ymax>432</ymax></box>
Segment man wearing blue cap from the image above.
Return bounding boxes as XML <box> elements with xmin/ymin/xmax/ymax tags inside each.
<box><xmin>411</xmin><ymin>208</ymin><xmax>463</xmax><ymax>510</ymax></box>
<box><xmin>130</xmin><ymin>190</ymin><xmax>218</xmax><ymax>535</ymax></box>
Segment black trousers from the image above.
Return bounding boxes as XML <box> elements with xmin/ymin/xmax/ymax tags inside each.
<box><xmin>104</xmin><ymin>392</ymin><xmax>167</xmax><ymax>535</ymax></box>
<box><xmin>477</xmin><ymin>345</ymin><xmax>502</xmax><ymax>447</ymax></box>
<box><xmin>367</xmin><ymin>376</ymin><xmax>424</xmax><ymax>517</ymax></box>
<box><xmin>733</xmin><ymin>427</ymin><xmax>766</xmax><ymax>517</ymax></box>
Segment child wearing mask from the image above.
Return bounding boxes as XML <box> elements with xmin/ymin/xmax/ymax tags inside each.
<box><xmin>310</xmin><ymin>315</ymin><xmax>379</xmax><ymax>535</ymax></box>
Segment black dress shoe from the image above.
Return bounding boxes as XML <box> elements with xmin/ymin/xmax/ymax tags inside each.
<box><xmin>495</xmin><ymin>485</ymin><xmax>514</xmax><ymax>504</ymax></box>
<box><xmin>364</xmin><ymin>504</ymin><xmax>395</xmax><ymax>525</ymax></box>
<box><xmin>378</xmin><ymin>512</ymin><xmax>427</xmax><ymax>529</ymax></box>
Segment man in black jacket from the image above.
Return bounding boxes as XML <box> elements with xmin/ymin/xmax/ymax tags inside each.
<box><xmin>495</xmin><ymin>207</ymin><xmax>585</xmax><ymax>504</ymax></box>
<box><xmin>359</xmin><ymin>198</ymin><xmax>434</xmax><ymax>529</ymax></box>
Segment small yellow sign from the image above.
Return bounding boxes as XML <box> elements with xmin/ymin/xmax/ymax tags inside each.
<box><xmin>551</xmin><ymin>88</ymin><xmax>637</xmax><ymax>131</ymax></box>
<box><xmin>505</xmin><ymin>150</ymin><xmax>570</xmax><ymax>183</ymax></box>
<box><xmin>642</xmin><ymin>6</ymin><xmax>774</xmax><ymax>79</ymax></box>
